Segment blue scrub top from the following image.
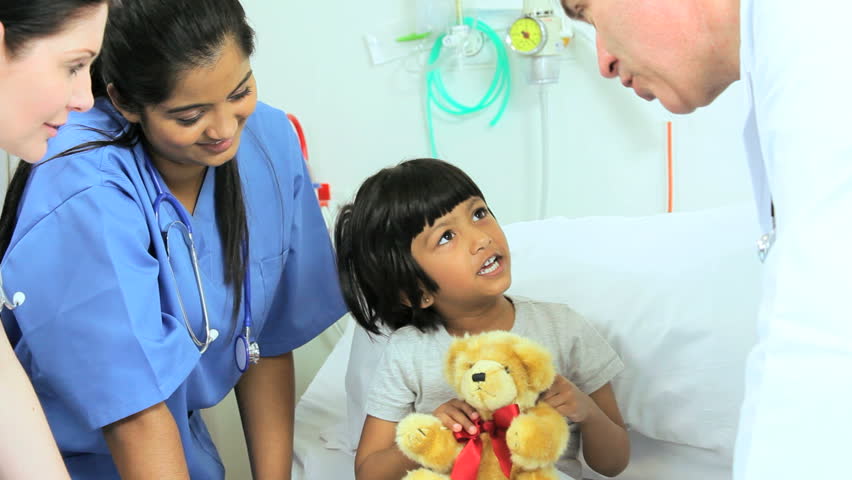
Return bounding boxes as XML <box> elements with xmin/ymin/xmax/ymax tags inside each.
<box><xmin>1</xmin><ymin>98</ymin><xmax>347</xmax><ymax>479</ymax></box>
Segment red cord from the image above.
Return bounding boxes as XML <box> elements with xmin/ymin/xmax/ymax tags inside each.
<box><xmin>287</xmin><ymin>113</ymin><xmax>332</xmax><ymax>207</ymax></box>
<box><xmin>287</xmin><ymin>113</ymin><xmax>309</xmax><ymax>161</ymax></box>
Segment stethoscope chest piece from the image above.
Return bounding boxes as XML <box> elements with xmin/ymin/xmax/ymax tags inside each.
<box><xmin>235</xmin><ymin>335</ymin><xmax>249</xmax><ymax>372</ymax></box>
<box><xmin>248</xmin><ymin>341</ymin><xmax>260</xmax><ymax>364</ymax></box>
<box><xmin>234</xmin><ymin>334</ymin><xmax>261</xmax><ymax>373</ymax></box>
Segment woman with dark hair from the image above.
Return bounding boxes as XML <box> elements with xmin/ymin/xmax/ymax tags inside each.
<box><xmin>0</xmin><ymin>0</ymin><xmax>345</xmax><ymax>478</ymax></box>
<box><xmin>0</xmin><ymin>0</ymin><xmax>106</xmax><ymax>162</ymax></box>
<box><xmin>0</xmin><ymin>1</ymin><xmax>107</xmax><ymax>478</ymax></box>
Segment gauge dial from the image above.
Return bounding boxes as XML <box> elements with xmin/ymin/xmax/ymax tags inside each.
<box><xmin>507</xmin><ymin>16</ymin><xmax>546</xmax><ymax>55</ymax></box>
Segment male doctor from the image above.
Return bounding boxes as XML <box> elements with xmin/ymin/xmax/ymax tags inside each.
<box><xmin>558</xmin><ymin>0</ymin><xmax>852</xmax><ymax>478</ymax></box>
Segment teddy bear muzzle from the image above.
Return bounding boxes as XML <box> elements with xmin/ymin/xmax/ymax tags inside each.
<box><xmin>460</xmin><ymin>360</ymin><xmax>518</xmax><ymax>413</ymax></box>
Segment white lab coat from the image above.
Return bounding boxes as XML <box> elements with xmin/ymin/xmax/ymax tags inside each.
<box><xmin>735</xmin><ymin>1</ymin><xmax>852</xmax><ymax>478</ymax></box>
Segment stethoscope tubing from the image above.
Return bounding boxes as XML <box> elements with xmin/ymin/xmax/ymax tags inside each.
<box><xmin>145</xmin><ymin>158</ymin><xmax>254</xmax><ymax>365</ymax></box>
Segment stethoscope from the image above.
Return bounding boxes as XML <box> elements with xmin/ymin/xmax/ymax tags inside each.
<box><xmin>0</xmin><ymin>270</ymin><xmax>25</xmax><ymax>311</ymax></box>
<box><xmin>145</xmin><ymin>158</ymin><xmax>259</xmax><ymax>372</ymax></box>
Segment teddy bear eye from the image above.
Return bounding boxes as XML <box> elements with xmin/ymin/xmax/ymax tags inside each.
<box><xmin>465</xmin><ymin>363</ymin><xmax>473</xmax><ymax>370</ymax></box>
<box><xmin>504</xmin><ymin>366</ymin><xmax>510</xmax><ymax>373</ymax></box>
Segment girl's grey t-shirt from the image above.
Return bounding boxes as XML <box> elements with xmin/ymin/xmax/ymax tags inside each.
<box><xmin>365</xmin><ymin>296</ymin><xmax>624</xmax><ymax>479</ymax></box>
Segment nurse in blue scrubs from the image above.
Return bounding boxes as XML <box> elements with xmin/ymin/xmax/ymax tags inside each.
<box><xmin>0</xmin><ymin>0</ymin><xmax>346</xmax><ymax>478</ymax></box>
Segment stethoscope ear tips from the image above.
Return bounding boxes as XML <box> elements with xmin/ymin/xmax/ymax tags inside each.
<box><xmin>208</xmin><ymin>328</ymin><xmax>219</xmax><ymax>342</ymax></box>
<box><xmin>11</xmin><ymin>292</ymin><xmax>24</xmax><ymax>308</ymax></box>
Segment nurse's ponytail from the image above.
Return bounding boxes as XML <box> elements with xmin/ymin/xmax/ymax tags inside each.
<box><xmin>0</xmin><ymin>162</ymin><xmax>32</xmax><ymax>257</ymax></box>
<box><xmin>216</xmin><ymin>161</ymin><xmax>249</xmax><ymax>310</ymax></box>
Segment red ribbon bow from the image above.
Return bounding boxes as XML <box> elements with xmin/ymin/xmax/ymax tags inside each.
<box><xmin>450</xmin><ymin>403</ymin><xmax>520</xmax><ymax>480</ymax></box>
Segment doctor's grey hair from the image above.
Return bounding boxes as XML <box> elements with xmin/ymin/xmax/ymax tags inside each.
<box><xmin>0</xmin><ymin>0</ymin><xmax>255</xmax><ymax>322</ymax></box>
<box><xmin>0</xmin><ymin>0</ymin><xmax>109</xmax><ymax>58</ymax></box>
<box><xmin>334</xmin><ymin>158</ymin><xmax>489</xmax><ymax>336</ymax></box>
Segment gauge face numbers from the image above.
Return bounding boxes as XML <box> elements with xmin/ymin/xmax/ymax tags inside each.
<box><xmin>508</xmin><ymin>17</ymin><xmax>545</xmax><ymax>55</ymax></box>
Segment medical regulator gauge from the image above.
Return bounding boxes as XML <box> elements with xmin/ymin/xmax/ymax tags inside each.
<box><xmin>506</xmin><ymin>16</ymin><xmax>547</xmax><ymax>55</ymax></box>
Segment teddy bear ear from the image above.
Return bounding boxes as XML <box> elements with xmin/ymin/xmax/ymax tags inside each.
<box><xmin>513</xmin><ymin>337</ymin><xmax>556</xmax><ymax>392</ymax></box>
<box><xmin>444</xmin><ymin>337</ymin><xmax>466</xmax><ymax>386</ymax></box>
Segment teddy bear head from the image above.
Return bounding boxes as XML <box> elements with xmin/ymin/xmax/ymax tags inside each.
<box><xmin>444</xmin><ymin>331</ymin><xmax>556</xmax><ymax>415</ymax></box>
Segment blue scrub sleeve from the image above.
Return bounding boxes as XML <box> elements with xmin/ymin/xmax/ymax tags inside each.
<box><xmin>5</xmin><ymin>184</ymin><xmax>199</xmax><ymax>431</ymax></box>
<box><xmin>255</xmin><ymin>154</ymin><xmax>346</xmax><ymax>356</ymax></box>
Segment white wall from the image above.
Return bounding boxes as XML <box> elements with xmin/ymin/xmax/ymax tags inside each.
<box><xmin>242</xmin><ymin>1</ymin><xmax>753</xmax><ymax>224</ymax></box>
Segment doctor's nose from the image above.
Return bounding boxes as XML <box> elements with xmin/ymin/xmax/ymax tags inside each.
<box><xmin>596</xmin><ymin>34</ymin><xmax>618</xmax><ymax>79</ymax></box>
<box><xmin>68</xmin><ymin>70</ymin><xmax>95</xmax><ymax>113</ymax></box>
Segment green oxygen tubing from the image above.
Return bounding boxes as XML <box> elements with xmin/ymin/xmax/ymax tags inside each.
<box><xmin>425</xmin><ymin>16</ymin><xmax>511</xmax><ymax>157</ymax></box>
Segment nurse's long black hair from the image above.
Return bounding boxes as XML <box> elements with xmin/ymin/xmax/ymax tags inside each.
<box><xmin>0</xmin><ymin>0</ymin><xmax>254</xmax><ymax>321</ymax></box>
<box><xmin>334</xmin><ymin>158</ymin><xmax>487</xmax><ymax>336</ymax></box>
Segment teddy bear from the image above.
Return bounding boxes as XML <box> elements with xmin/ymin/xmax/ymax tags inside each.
<box><xmin>395</xmin><ymin>330</ymin><xmax>570</xmax><ymax>480</ymax></box>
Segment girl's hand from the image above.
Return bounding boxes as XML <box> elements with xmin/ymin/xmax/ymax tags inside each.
<box><xmin>432</xmin><ymin>399</ymin><xmax>480</xmax><ymax>435</ymax></box>
<box><xmin>541</xmin><ymin>375</ymin><xmax>597</xmax><ymax>423</ymax></box>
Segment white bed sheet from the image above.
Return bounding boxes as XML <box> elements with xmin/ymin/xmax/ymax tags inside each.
<box><xmin>293</xmin><ymin>320</ymin><xmax>733</xmax><ymax>480</ymax></box>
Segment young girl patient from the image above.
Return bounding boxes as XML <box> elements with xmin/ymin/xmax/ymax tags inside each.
<box><xmin>335</xmin><ymin>158</ymin><xmax>630</xmax><ymax>480</ymax></box>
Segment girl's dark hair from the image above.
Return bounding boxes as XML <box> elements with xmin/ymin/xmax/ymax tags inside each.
<box><xmin>334</xmin><ymin>158</ymin><xmax>486</xmax><ymax>336</ymax></box>
<box><xmin>0</xmin><ymin>0</ymin><xmax>255</xmax><ymax>319</ymax></box>
<box><xmin>0</xmin><ymin>0</ymin><xmax>108</xmax><ymax>58</ymax></box>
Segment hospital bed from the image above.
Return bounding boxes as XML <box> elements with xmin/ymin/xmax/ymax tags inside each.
<box><xmin>292</xmin><ymin>204</ymin><xmax>761</xmax><ymax>480</ymax></box>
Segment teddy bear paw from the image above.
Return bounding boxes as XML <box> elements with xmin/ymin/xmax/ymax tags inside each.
<box><xmin>398</xmin><ymin>414</ymin><xmax>443</xmax><ymax>454</ymax></box>
<box><xmin>396</xmin><ymin>414</ymin><xmax>456</xmax><ymax>471</ymax></box>
<box><xmin>507</xmin><ymin>416</ymin><xmax>563</xmax><ymax>468</ymax></box>
<box><xmin>402</xmin><ymin>468</ymin><xmax>452</xmax><ymax>480</ymax></box>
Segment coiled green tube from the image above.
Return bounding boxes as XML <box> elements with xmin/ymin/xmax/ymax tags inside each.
<box><xmin>426</xmin><ymin>16</ymin><xmax>511</xmax><ymax>157</ymax></box>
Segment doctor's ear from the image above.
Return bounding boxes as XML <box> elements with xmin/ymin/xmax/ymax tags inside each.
<box><xmin>106</xmin><ymin>83</ymin><xmax>142</xmax><ymax>124</ymax></box>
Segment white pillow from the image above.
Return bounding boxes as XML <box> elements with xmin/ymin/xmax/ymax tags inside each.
<box><xmin>344</xmin><ymin>323</ymin><xmax>388</xmax><ymax>452</ymax></box>
<box><xmin>343</xmin><ymin>205</ymin><xmax>761</xmax><ymax>460</ymax></box>
<box><xmin>505</xmin><ymin>204</ymin><xmax>761</xmax><ymax>460</ymax></box>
